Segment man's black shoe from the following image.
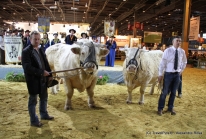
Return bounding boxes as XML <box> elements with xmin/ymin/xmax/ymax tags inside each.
<box><xmin>41</xmin><ymin>116</ymin><xmax>54</xmax><ymax>120</ymax></box>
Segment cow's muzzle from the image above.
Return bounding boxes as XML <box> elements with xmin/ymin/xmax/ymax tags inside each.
<box><xmin>127</xmin><ymin>64</ymin><xmax>137</xmax><ymax>73</ymax></box>
<box><xmin>83</xmin><ymin>62</ymin><xmax>97</xmax><ymax>74</ymax></box>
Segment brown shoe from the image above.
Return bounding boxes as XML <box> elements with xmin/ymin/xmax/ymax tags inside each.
<box><xmin>167</xmin><ymin>109</ymin><xmax>176</xmax><ymax>115</ymax></box>
<box><xmin>157</xmin><ymin>110</ymin><xmax>163</xmax><ymax>116</ymax></box>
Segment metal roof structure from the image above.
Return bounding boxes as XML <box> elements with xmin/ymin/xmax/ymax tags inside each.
<box><xmin>0</xmin><ymin>0</ymin><xmax>206</xmax><ymax>37</ymax></box>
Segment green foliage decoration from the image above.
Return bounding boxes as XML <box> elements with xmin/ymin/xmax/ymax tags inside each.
<box><xmin>5</xmin><ymin>72</ymin><xmax>25</xmax><ymax>82</ymax></box>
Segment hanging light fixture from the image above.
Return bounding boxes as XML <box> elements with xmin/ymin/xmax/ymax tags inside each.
<box><xmin>22</xmin><ymin>0</ymin><xmax>25</xmax><ymax>3</ymax></box>
<box><xmin>55</xmin><ymin>1</ymin><xmax>57</xmax><ymax>6</ymax></box>
<box><xmin>85</xmin><ymin>3</ymin><xmax>88</xmax><ymax>7</ymax></box>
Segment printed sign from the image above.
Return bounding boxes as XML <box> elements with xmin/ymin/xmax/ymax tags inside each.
<box><xmin>4</xmin><ymin>36</ymin><xmax>23</xmax><ymax>63</ymax></box>
<box><xmin>189</xmin><ymin>16</ymin><xmax>200</xmax><ymax>40</ymax></box>
<box><xmin>144</xmin><ymin>31</ymin><xmax>162</xmax><ymax>43</ymax></box>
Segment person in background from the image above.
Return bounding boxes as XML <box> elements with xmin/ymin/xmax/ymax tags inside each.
<box><xmin>18</xmin><ymin>29</ymin><xmax>24</xmax><ymax>39</ymax></box>
<box><xmin>23</xmin><ymin>30</ymin><xmax>31</xmax><ymax>49</ymax></box>
<box><xmin>12</xmin><ymin>29</ymin><xmax>18</xmax><ymax>36</ymax></box>
<box><xmin>22</xmin><ymin>31</ymin><xmax>56</xmax><ymax>127</ymax></box>
<box><xmin>80</xmin><ymin>33</ymin><xmax>89</xmax><ymax>39</ymax></box>
<box><xmin>65</xmin><ymin>29</ymin><xmax>77</xmax><ymax>45</ymax></box>
<box><xmin>6</xmin><ymin>30</ymin><xmax>12</xmax><ymax>36</ymax></box>
<box><xmin>0</xmin><ymin>30</ymin><xmax>5</xmax><ymax>50</ymax></box>
<box><xmin>51</xmin><ymin>33</ymin><xmax>61</xmax><ymax>45</ymax></box>
<box><xmin>41</xmin><ymin>33</ymin><xmax>50</xmax><ymax>52</ymax></box>
<box><xmin>157</xmin><ymin>36</ymin><xmax>187</xmax><ymax>116</ymax></box>
<box><xmin>92</xmin><ymin>36</ymin><xmax>98</xmax><ymax>43</ymax></box>
<box><xmin>105</xmin><ymin>36</ymin><xmax>117</xmax><ymax>67</ymax></box>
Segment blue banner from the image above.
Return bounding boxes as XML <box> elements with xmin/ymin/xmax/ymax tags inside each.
<box><xmin>38</xmin><ymin>17</ymin><xmax>50</xmax><ymax>33</ymax></box>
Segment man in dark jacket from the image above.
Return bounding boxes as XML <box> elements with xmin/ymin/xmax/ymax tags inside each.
<box><xmin>22</xmin><ymin>31</ymin><xmax>55</xmax><ymax>127</ymax></box>
<box><xmin>23</xmin><ymin>30</ymin><xmax>31</xmax><ymax>49</ymax></box>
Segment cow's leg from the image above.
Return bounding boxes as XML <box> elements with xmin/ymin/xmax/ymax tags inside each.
<box><xmin>64</xmin><ymin>79</ymin><xmax>73</xmax><ymax>110</ymax></box>
<box><xmin>149</xmin><ymin>83</ymin><xmax>156</xmax><ymax>95</ymax></box>
<box><xmin>51</xmin><ymin>86</ymin><xmax>58</xmax><ymax>94</ymax></box>
<box><xmin>86</xmin><ymin>80</ymin><xmax>96</xmax><ymax>108</ymax></box>
<box><xmin>57</xmin><ymin>78</ymin><xmax>63</xmax><ymax>91</ymax></box>
<box><xmin>139</xmin><ymin>86</ymin><xmax>146</xmax><ymax>105</ymax></box>
<box><xmin>126</xmin><ymin>90</ymin><xmax>132</xmax><ymax>104</ymax></box>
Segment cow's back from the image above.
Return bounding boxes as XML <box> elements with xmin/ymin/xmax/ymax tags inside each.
<box><xmin>138</xmin><ymin>50</ymin><xmax>163</xmax><ymax>83</ymax></box>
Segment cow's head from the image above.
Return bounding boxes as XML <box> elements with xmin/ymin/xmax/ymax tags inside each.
<box><xmin>71</xmin><ymin>40</ymin><xmax>109</xmax><ymax>75</ymax></box>
<box><xmin>120</xmin><ymin>47</ymin><xmax>148</xmax><ymax>73</ymax></box>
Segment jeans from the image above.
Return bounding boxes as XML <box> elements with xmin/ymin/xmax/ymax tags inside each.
<box><xmin>177</xmin><ymin>75</ymin><xmax>182</xmax><ymax>95</ymax></box>
<box><xmin>28</xmin><ymin>87</ymin><xmax>49</xmax><ymax>124</ymax></box>
<box><xmin>158</xmin><ymin>72</ymin><xmax>181</xmax><ymax>111</ymax></box>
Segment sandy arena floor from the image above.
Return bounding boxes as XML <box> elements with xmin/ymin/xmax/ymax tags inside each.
<box><xmin>0</xmin><ymin>65</ymin><xmax>206</xmax><ymax>139</ymax></box>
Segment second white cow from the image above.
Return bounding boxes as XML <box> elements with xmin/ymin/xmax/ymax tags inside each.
<box><xmin>120</xmin><ymin>47</ymin><xmax>163</xmax><ymax>104</ymax></box>
<box><xmin>46</xmin><ymin>40</ymin><xmax>109</xmax><ymax>109</ymax></box>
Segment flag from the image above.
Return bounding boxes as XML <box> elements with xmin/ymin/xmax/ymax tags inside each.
<box><xmin>38</xmin><ymin>17</ymin><xmax>50</xmax><ymax>33</ymax></box>
<box><xmin>104</xmin><ymin>21</ymin><xmax>115</xmax><ymax>36</ymax></box>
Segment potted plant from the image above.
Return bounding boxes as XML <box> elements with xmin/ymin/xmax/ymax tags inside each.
<box><xmin>96</xmin><ymin>74</ymin><xmax>109</xmax><ymax>85</ymax></box>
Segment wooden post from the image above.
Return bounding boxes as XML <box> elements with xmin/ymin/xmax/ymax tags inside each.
<box><xmin>181</xmin><ymin>0</ymin><xmax>192</xmax><ymax>57</ymax></box>
<box><xmin>133</xmin><ymin>12</ymin><xmax>137</xmax><ymax>38</ymax></box>
<box><xmin>115</xmin><ymin>26</ymin><xmax>118</xmax><ymax>35</ymax></box>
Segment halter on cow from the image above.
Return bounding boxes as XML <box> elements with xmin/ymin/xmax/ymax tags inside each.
<box><xmin>126</xmin><ymin>48</ymin><xmax>139</xmax><ymax>68</ymax></box>
<box><xmin>80</xmin><ymin>42</ymin><xmax>98</xmax><ymax>70</ymax></box>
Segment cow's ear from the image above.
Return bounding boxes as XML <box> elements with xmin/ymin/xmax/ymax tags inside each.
<box><xmin>71</xmin><ymin>47</ymin><xmax>81</xmax><ymax>54</ymax></box>
<box><xmin>100</xmin><ymin>49</ymin><xmax>110</xmax><ymax>56</ymax></box>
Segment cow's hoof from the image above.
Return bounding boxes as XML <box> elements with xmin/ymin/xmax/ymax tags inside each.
<box><xmin>126</xmin><ymin>100</ymin><xmax>132</xmax><ymax>104</ymax></box>
<box><xmin>138</xmin><ymin>102</ymin><xmax>144</xmax><ymax>105</ymax></box>
<box><xmin>64</xmin><ymin>106</ymin><xmax>73</xmax><ymax>110</ymax></box>
<box><xmin>89</xmin><ymin>104</ymin><xmax>96</xmax><ymax>108</ymax></box>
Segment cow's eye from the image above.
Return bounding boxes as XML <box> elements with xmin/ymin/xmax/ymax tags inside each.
<box><xmin>81</xmin><ymin>52</ymin><xmax>85</xmax><ymax>55</ymax></box>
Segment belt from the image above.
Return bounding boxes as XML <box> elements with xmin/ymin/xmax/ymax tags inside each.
<box><xmin>165</xmin><ymin>72</ymin><xmax>179</xmax><ymax>74</ymax></box>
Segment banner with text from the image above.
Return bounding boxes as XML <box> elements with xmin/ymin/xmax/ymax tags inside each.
<box><xmin>104</xmin><ymin>21</ymin><xmax>115</xmax><ymax>36</ymax></box>
<box><xmin>189</xmin><ymin>16</ymin><xmax>200</xmax><ymax>40</ymax></box>
<box><xmin>4</xmin><ymin>36</ymin><xmax>23</xmax><ymax>63</ymax></box>
<box><xmin>115</xmin><ymin>35</ymin><xmax>130</xmax><ymax>47</ymax></box>
<box><xmin>38</xmin><ymin>17</ymin><xmax>50</xmax><ymax>33</ymax></box>
<box><xmin>144</xmin><ymin>31</ymin><xmax>162</xmax><ymax>43</ymax></box>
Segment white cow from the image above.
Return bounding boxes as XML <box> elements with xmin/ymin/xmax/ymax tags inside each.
<box><xmin>120</xmin><ymin>47</ymin><xmax>163</xmax><ymax>104</ymax></box>
<box><xmin>46</xmin><ymin>40</ymin><xmax>109</xmax><ymax>109</ymax></box>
